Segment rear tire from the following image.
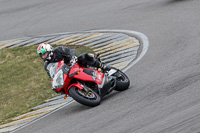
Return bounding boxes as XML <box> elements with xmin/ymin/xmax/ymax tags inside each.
<box><xmin>112</xmin><ymin>68</ymin><xmax>130</xmax><ymax>91</ymax></box>
<box><xmin>69</xmin><ymin>86</ymin><xmax>101</xmax><ymax>107</ymax></box>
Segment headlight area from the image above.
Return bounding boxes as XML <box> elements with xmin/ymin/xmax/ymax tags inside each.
<box><xmin>52</xmin><ymin>69</ymin><xmax>64</xmax><ymax>89</ymax></box>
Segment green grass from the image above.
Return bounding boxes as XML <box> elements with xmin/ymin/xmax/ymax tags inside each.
<box><xmin>0</xmin><ymin>44</ymin><xmax>93</xmax><ymax>124</ymax></box>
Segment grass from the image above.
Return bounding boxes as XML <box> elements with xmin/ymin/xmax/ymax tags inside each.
<box><xmin>0</xmin><ymin>44</ymin><xmax>93</xmax><ymax>125</ymax></box>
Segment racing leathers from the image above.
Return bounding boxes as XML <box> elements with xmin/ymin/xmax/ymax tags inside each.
<box><xmin>44</xmin><ymin>46</ymin><xmax>77</xmax><ymax>78</ymax></box>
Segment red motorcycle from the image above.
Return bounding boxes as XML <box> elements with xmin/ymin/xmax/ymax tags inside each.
<box><xmin>47</xmin><ymin>54</ymin><xmax>130</xmax><ymax>107</ymax></box>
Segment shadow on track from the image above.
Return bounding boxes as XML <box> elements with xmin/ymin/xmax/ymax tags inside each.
<box><xmin>166</xmin><ymin>0</ymin><xmax>193</xmax><ymax>4</ymax></box>
<box><xmin>63</xmin><ymin>89</ymin><xmax>130</xmax><ymax>113</ymax></box>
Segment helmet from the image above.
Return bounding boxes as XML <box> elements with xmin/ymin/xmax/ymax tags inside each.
<box><xmin>37</xmin><ymin>43</ymin><xmax>53</xmax><ymax>61</ymax></box>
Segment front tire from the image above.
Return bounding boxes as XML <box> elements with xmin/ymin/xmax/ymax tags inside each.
<box><xmin>69</xmin><ymin>86</ymin><xmax>101</xmax><ymax>107</ymax></box>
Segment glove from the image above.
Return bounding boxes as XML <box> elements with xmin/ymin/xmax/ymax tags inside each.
<box><xmin>70</xmin><ymin>56</ymin><xmax>77</xmax><ymax>66</ymax></box>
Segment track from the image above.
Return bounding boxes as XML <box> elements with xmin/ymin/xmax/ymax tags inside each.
<box><xmin>1</xmin><ymin>0</ymin><xmax>200</xmax><ymax>133</ymax></box>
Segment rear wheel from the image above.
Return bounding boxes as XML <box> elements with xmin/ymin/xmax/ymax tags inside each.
<box><xmin>69</xmin><ymin>86</ymin><xmax>101</xmax><ymax>107</ymax></box>
<box><xmin>112</xmin><ymin>68</ymin><xmax>130</xmax><ymax>91</ymax></box>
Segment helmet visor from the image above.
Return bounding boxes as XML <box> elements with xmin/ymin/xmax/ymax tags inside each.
<box><xmin>40</xmin><ymin>52</ymin><xmax>49</xmax><ymax>60</ymax></box>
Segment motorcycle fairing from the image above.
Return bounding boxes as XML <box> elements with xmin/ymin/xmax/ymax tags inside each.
<box><xmin>69</xmin><ymin>64</ymin><xmax>104</xmax><ymax>85</ymax></box>
<box><xmin>97</xmin><ymin>75</ymin><xmax>116</xmax><ymax>97</ymax></box>
<box><xmin>56</xmin><ymin>60</ymin><xmax>65</xmax><ymax>73</ymax></box>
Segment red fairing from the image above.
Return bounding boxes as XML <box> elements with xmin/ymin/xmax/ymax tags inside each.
<box><xmin>93</xmin><ymin>70</ymin><xmax>104</xmax><ymax>85</ymax></box>
<box><xmin>69</xmin><ymin>64</ymin><xmax>104</xmax><ymax>85</ymax></box>
<box><xmin>54</xmin><ymin>76</ymin><xmax>71</xmax><ymax>93</ymax></box>
<box><xmin>57</xmin><ymin>60</ymin><xmax>64</xmax><ymax>72</ymax></box>
<box><xmin>68</xmin><ymin>83</ymin><xmax>84</xmax><ymax>90</ymax></box>
<box><xmin>69</xmin><ymin>64</ymin><xmax>80</xmax><ymax>74</ymax></box>
<box><xmin>63</xmin><ymin>73</ymin><xmax>71</xmax><ymax>93</ymax></box>
<box><xmin>52</xmin><ymin>61</ymin><xmax>105</xmax><ymax>95</ymax></box>
<box><xmin>56</xmin><ymin>88</ymin><xmax>62</xmax><ymax>92</ymax></box>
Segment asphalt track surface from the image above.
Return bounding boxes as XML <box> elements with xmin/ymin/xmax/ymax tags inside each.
<box><xmin>1</xmin><ymin>0</ymin><xmax>200</xmax><ymax>133</ymax></box>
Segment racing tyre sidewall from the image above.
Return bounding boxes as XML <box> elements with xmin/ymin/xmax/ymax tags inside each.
<box><xmin>69</xmin><ymin>86</ymin><xmax>101</xmax><ymax>107</ymax></box>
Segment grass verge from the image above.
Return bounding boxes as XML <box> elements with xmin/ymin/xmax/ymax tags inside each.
<box><xmin>0</xmin><ymin>44</ymin><xmax>93</xmax><ymax>125</ymax></box>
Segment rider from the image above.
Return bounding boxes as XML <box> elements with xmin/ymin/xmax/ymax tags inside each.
<box><xmin>37</xmin><ymin>43</ymin><xmax>110</xmax><ymax>78</ymax></box>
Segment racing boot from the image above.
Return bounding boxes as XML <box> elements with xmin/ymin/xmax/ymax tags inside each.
<box><xmin>85</xmin><ymin>53</ymin><xmax>111</xmax><ymax>71</ymax></box>
<box><xmin>100</xmin><ymin>62</ymin><xmax>112</xmax><ymax>71</ymax></box>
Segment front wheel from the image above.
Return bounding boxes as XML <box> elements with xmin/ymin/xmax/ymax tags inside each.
<box><xmin>112</xmin><ymin>68</ymin><xmax>130</xmax><ymax>91</ymax></box>
<box><xmin>69</xmin><ymin>86</ymin><xmax>101</xmax><ymax>107</ymax></box>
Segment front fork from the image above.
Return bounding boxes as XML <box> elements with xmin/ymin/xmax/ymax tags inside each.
<box><xmin>67</xmin><ymin>82</ymin><xmax>91</xmax><ymax>95</ymax></box>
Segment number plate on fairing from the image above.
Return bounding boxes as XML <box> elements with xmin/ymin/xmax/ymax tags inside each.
<box><xmin>108</xmin><ymin>69</ymin><xmax>117</xmax><ymax>76</ymax></box>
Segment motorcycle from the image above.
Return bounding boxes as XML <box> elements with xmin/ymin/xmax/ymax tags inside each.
<box><xmin>47</xmin><ymin>54</ymin><xmax>130</xmax><ymax>107</ymax></box>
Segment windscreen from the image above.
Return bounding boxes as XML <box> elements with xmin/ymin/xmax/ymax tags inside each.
<box><xmin>47</xmin><ymin>62</ymin><xmax>59</xmax><ymax>78</ymax></box>
<box><xmin>47</xmin><ymin>63</ymin><xmax>64</xmax><ymax>89</ymax></box>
